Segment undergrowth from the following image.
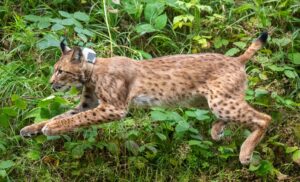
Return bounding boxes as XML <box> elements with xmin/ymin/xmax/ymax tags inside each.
<box><xmin>0</xmin><ymin>0</ymin><xmax>300</xmax><ymax>181</ymax></box>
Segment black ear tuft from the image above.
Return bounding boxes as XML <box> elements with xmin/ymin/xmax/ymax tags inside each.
<box><xmin>258</xmin><ymin>32</ymin><xmax>268</xmax><ymax>44</ymax></box>
<box><xmin>60</xmin><ymin>38</ymin><xmax>66</xmax><ymax>52</ymax></box>
<box><xmin>60</xmin><ymin>38</ymin><xmax>71</xmax><ymax>54</ymax></box>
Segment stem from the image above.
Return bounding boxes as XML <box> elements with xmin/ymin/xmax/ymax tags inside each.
<box><xmin>103</xmin><ymin>0</ymin><xmax>113</xmax><ymax>56</ymax></box>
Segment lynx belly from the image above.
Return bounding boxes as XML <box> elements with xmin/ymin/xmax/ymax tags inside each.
<box><xmin>131</xmin><ymin>95</ymin><xmax>161</xmax><ymax>107</ymax></box>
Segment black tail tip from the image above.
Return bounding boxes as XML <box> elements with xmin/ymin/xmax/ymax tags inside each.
<box><xmin>258</xmin><ymin>32</ymin><xmax>268</xmax><ymax>44</ymax></box>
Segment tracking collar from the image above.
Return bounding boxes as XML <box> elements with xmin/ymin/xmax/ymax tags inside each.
<box><xmin>81</xmin><ymin>47</ymin><xmax>96</xmax><ymax>82</ymax></box>
<box><xmin>82</xmin><ymin>47</ymin><xmax>97</xmax><ymax>64</ymax></box>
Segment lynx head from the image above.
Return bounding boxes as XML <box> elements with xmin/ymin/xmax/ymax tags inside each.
<box><xmin>50</xmin><ymin>40</ymin><xmax>86</xmax><ymax>92</ymax></box>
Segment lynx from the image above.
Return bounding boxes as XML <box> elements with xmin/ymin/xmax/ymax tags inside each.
<box><xmin>20</xmin><ymin>32</ymin><xmax>271</xmax><ymax>165</ymax></box>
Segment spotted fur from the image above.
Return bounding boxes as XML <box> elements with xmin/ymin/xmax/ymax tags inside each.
<box><xmin>20</xmin><ymin>32</ymin><xmax>271</xmax><ymax>165</ymax></box>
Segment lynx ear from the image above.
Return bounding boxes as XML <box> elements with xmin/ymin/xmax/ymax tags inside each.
<box><xmin>60</xmin><ymin>39</ymin><xmax>71</xmax><ymax>54</ymax></box>
<box><xmin>71</xmin><ymin>47</ymin><xmax>83</xmax><ymax>63</ymax></box>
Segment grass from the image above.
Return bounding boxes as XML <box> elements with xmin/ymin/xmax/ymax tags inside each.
<box><xmin>0</xmin><ymin>0</ymin><xmax>300</xmax><ymax>181</ymax></box>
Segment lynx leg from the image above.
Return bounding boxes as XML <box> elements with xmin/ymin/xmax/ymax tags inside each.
<box><xmin>20</xmin><ymin>87</ymin><xmax>98</xmax><ymax>138</ymax></box>
<box><xmin>238</xmin><ymin>111</ymin><xmax>271</xmax><ymax>164</ymax></box>
<box><xmin>208</xmin><ymin>95</ymin><xmax>271</xmax><ymax>165</ymax></box>
<box><xmin>211</xmin><ymin>120</ymin><xmax>227</xmax><ymax>141</ymax></box>
<box><xmin>20</xmin><ymin>109</ymin><xmax>82</xmax><ymax>137</ymax></box>
<box><xmin>239</xmin><ymin>126</ymin><xmax>267</xmax><ymax>164</ymax></box>
<box><xmin>41</xmin><ymin>103</ymin><xmax>128</xmax><ymax>136</ymax></box>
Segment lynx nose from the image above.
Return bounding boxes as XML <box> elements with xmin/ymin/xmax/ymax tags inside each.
<box><xmin>51</xmin><ymin>83</ymin><xmax>62</xmax><ymax>91</ymax></box>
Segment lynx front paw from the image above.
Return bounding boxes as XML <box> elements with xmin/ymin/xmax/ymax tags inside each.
<box><xmin>20</xmin><ymin>126</ymin><xmax>40</xmax><ymax>138</ymax></box>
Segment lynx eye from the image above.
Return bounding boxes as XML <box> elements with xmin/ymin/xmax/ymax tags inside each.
<box><xmin>57</xmin><ymin>69</ymin><xmax>63</xmax><ymax>74</ymax></box>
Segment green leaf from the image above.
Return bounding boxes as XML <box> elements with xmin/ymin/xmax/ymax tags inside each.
<box><xmin>38</xmin><ymin>21</ymin><xmax>51</xmax><ymax>29</ymax></box>
<box><xmin>26</xmin><ymin>150</ymin><xmax>41</xmax><ymax>160</ymax></box>
<box><xmin>39</xmin><ymin>95</ymin><xmax>66</xmax><ymax>108</ymax></box>
<box><xmin>168</xmin><ymin>111</ymin><xmax>184</xmax><ymax>122</ymax></box>
<box><xmin>272</xmin><ymin>37</ymin><xmax>291</xmax><ymax>47</ymax></box>
<box><xmin>175</xmin><ymin>120</ymin><xmax>190</xmax><ymax>133</ymax></box>
<box><xmin>47</xmin><ymin>136</ymin><xmax>61</xmax><ymax>141</ymax></box>
<box><xmin>254</xmin><ymin>88</ymin><xmax>268</xmax><ymax>97</ymax></box>
<box><xmin>144</xmin><ymin>2</ymin><xmax>165</xmax><ymax>22</ymax></box>
<box><xmin>189</xmin><ymin>140</ymin><xmax>210</xmax><ymax>149</ymax></box>
<box><xmin>11</xmin><ymin>94</ymin><xmax>19</xmax><ymax>102</ymax></box>
<box><xmin>188</xmin><ymin>127</ymin><xmax>199</xmax><ymax>134</ymax></box>
<box><xmin>185</xmin><ymin>110</ymin><xmax>196</xmax><ymax>118</ymax></box>
<box><xmin>288</xmin><ymin>52</ymin><xmax>300</xmax><ymax>65</ymax></box>
<box><xmin>0</xmin><ymin>170</ymin><xmax>7</xmax><ymax>177</ymax></box>
<box><xmin>75</xmin><ymin>27</ymin><xmax>94</xmax><ymax>37</ymax></box>
<box><xmin>78</xmin><ymin>33</ymin><xmax>87</xmax><ymax>42</ymax></box>
<box><xmin>150</xmin><ymin>110</ymin><xmax>168</xmax><ymax>121</ymax></box>
<box><xmin>268</xmin><ymin>65</ymin><xmax>284</xmax><ymax>72</ymax></box>
<box><xmin>286</xmin><ymin>146</ymin><xmax>298</xmax><ymax>153</ymax></box>
<box><xmin>125</xmin><ymin>140</ymin><xmax>139</xmax><ymax>155</ymax></box>
<box><xmin>61</xmin><ymin>18</ymin><xmax>74</xmax><ymax>25</ymax></box>
<box><xmin>292</xmin><ymin>150</ymin><xmax>300</xmax><ymax>164</ymax></box>
<box><xmin>0</xmin><ymin>143</ymin><xmax>6</xmax><ymax>152</ymax></box>
<box><xmin>188</xmin><ymin>140</ymin><xmax>202</xmax><ymax>146</ymax></box>
<box><xmin>233</xmin><ymin>42</ymin><xmax>247</xmax><ymax>49</ymax></box>
<box><xmin>225</xmin><ymin>48</ymin><xmax>240</xmax><ymax>56</ymax></box>
<box><xmin>198</xmin><ymin>5</ymin><xmax>213</xmax><ymax>13</ymax></box>
<box><xmin>71</xmin><ymin>145</ymin><xmax>85</xmax><ymax>159</ymax></box>
<box><xmin>259</xmin><ymin>72</ymin><xmax>268</xmax><ymax>80</ymax></box>
<box><xmin>0</xmin><ymin>113</ymin><xmax>9</xmax><ymax>128</ymax></box>
<box><xmin>59</xmin><ymin>11</ymin><xmax>72</xmax><ymax>18</ymax></box>
<box><xmin>0</xmin><ymin>160</ymin><xmax>14</xmax><ymax>169</ymax></box>
<box><xmin>72</xmin><ymin>18</ymin><xmax>83</xmax><ymax>28</ymax></box>
<box><xmin>54</xmin><ymin>96</ymin><xmax>68</xmax><ymax>104</ymax></box>
<box><xmin>155</xmin><ymin>132</ymin><xmax>167</xmax><ymax>141</ymax></box>
<box><xmin>249</xmin><ymin>160</ymin><xmax>274</xmax><ymax>176</ymax></box>
<box><xmin>51</xmin><ymin>23</ymin><xmax>65</xmax><ymax>31</ymax></box>
<box><xmin>146</xmin><ymin>145</ymin><xmax>157</xmax><ymax>154</ymax></box>
<box><xmin>34</xmin><ymin>135</ymin><xmax>47</xmax><ymax>144</ymax></box>
<box><xmin>234</xmin><ymin>3</ymin><xmax>254</xmax><ymax>13</ymax></box>
<box><xmin>106</xmin><ymin>142</ymin><xmax>120</xmax><ymax>155</ymax></box>
<box><xmin>123</xmin><ymin>0</ymin><xmax>142</xmax><ymax>16</ymax></box>
<box><xmin>36</xmin><ymin>34</ymin><xmax>60</xmax><ymax>50</ymax></box>
<box><xmin>2</xmin><ymin>107</ymin><xmax>17</xmax><ymax>117</ymax></box>
<box><xmin>135</xmin><ymin>24</ymin><xmax>156</xmax><ymax>35</ymax></box>
<box><xmin>154</xmin><ymin>13</ymin><xmax>167</xmax><ymax>30</ymax></box>
<box><xmin>136</xmin><ymin>50</ymin><xmax>152</xmax><ymax>59</ymax></box>
<box><xmin>24</xmin><ymin>107</ymin><xmax>41</xmax><ymax>121</ymax></box>
<box><xmin>194</xmin><ymin>110</ymin><xmax>210</xmax><ymax>120</ymax></box>
<box><xmin>218</xmin><ymin>146</ymin><xmax>235</xmax><ymax>159</ymax></box>
<box><xmin>74</xmin><ymin>26</ymin><xmax>83</xmax><ymax>33</ymax></box>
<box><xmin>40</xmin><ymin>108</ymin><xmax>51</xmax><ymax>119</ymax></box>
<box><xmin>24</xmin><ymin>15</ymin><xmax>41</xmax><ymax>22</ymax></box>
<box><xmin>214</xmin><ymin>37</ymin><xmax>229</xmax><ymax>49</ymax></box>
<box><xmin>293</xmin><ymin>125</ymin><xmax>300</xmax><ymax>140</ymax></box>
<box><xmin>284</xmin><ymin>70</ymin><xmax>297</xmax><ymax>79</ymax></box>
<box><xmin>82</xmin><ymin>29</ymin><xmax>94</xmax><ymax>36</ymax></box>
<box><xmin>12</xmin><ymin>95</ymin><xmax>27</xmax><ymax>110</ymax></box>
<box><xmin>74</xmin><ymin>11</ymin><xmax>90</xmax><ymax>22</ymax></box>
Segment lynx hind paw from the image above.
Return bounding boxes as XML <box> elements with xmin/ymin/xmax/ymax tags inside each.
<box><xmin>239</xmin><ymin>153</ymin><xmax>253</xmax><ymax>165</ymax></box>
<box><xmin>211</xmin><ymin>129</ymin><xmax>224</xmax><ymax>141</ymax></box>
